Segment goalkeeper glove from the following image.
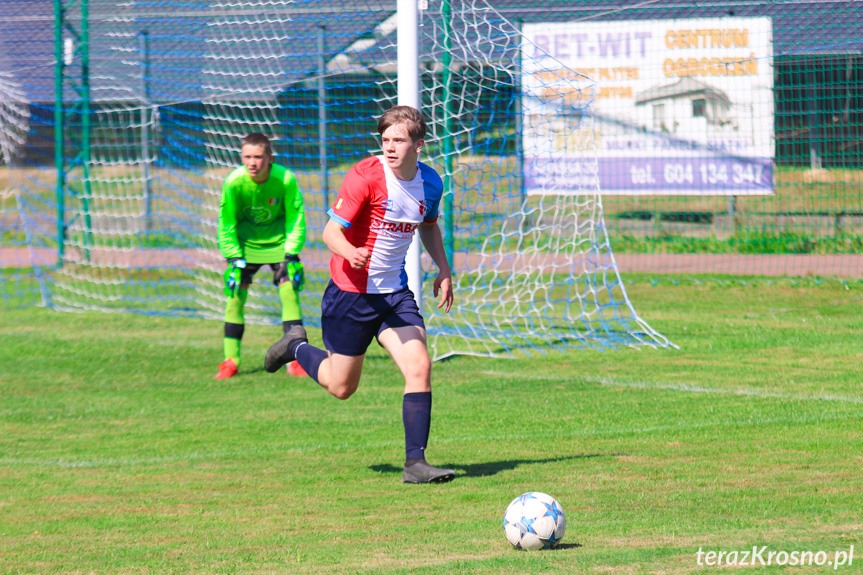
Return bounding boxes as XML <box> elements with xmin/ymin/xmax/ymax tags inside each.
<box><xmin>273</xmin><ymin>254</ymin><xmax>304</xmax><ymax>291</ymax></box>
<box><xmin>224</xmin><ymin>257</ymin><xmax>247</xmax><ymax>297</ymax></box>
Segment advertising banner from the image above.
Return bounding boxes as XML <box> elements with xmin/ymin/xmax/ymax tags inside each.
<box><xmin>522</xmin><ymin>18</ymin><xmax>774</xmax><ymax>195</ymax></box>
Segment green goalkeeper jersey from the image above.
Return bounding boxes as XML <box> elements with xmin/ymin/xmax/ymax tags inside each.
<box><xmin>218</xmin><ymin>163</ymin><xmax>306</xmax><ymax>264</ymax></box>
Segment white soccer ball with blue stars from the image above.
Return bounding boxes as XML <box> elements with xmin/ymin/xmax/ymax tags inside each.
<box><xmin>502</xmin><ymin>492</ymin><xmax>566</xmax><ymax>550</ymax></box>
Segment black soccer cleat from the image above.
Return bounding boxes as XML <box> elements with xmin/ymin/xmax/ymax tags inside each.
<box><xmin>264</xmin><ymin>325</ymin><xmax>308</xmax><ymax>373</ymax></box>
<box><xmin>402</xmin><ymin>458</ymin><xmax>455</xmax><ymax>484</ymax></box>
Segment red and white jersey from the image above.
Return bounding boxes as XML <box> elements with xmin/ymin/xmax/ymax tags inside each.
<box><xmin>328</xmin><ymin>156</ymin><xmax>443</xmax><ymax>293</ymax></box>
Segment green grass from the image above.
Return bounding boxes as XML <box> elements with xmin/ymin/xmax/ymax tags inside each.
<box><xmin>1</xmin><ymin>278</ymin><xmax>862</xmax><ymax>573</ymax></box>
<box><xmin>610</xmin><ymin>230</ymin><xmax>863</xmax><ymax>255</ymax></box>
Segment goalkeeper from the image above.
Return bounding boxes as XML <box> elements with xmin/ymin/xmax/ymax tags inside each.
<box><xmin>216</xmin><ymin>132</ymin><xmax>307</xmax><ymax>379</ymax></box>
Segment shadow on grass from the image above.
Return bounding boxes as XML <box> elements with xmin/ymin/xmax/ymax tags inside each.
<box><xmin>553</xmin><ymin>542</ymin><xmax>583</xmax><ymax>550</ymax></box>
<box><xmin>369</xmin><ymin>453</ymin><xmax>612</xmax><ymax>479</ymax></box>
<box><xmin>239</xmin><ymin>366</ymin><xmax>268</xmax><ymax>375</ymax></box>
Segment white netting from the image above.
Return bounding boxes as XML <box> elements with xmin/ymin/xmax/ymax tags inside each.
<box><xmin>0</xmin><ymin>66</ymin><xmax>37</xmax><ymax>305</ymax></box>
<box><xmin>0</xmin><ymin>71</ymin><xmax>29</xmax><ymax>168</ymax></box>
<box><xmin>416</xmin><ymin>0</ymin><xmax>670</xmax><ymax>355</ymax></box>
<box><xmin>2</xmin><ymin>0</ymin><xmax>671</xmax><ymax>355</ymax></box>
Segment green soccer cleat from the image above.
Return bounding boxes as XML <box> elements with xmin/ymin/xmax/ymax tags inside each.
<box><xmin>402</xmin><ymin>458</ymin><xmax>455</xmax><ymax>484</ymax></box>
<box><xmin>264</xmin><ymin>325</ymin><xmax>308</xmax><ymax>373</ymax></box>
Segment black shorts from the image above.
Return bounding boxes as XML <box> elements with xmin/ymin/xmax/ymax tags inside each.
<box><xmin>239</xmin><ymin>262</ymin><xmax>279</xmax><ymax>285</ymax></box>
<box><xmin>321</xmin><ymin>280</ymin><xmax>425</xmax><ymax>356</ymax></box>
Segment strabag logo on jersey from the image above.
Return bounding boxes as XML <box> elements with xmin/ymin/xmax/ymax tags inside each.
<box><xmin>370</xmin><ymin>218</ymin><xmax>418</xmax><ymax>236</ymax></box>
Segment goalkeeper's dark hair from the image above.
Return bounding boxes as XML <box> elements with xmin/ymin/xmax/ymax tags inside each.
<box><xmin>241</xmin><ymin>132</ymin><xmax>273</xmax><ymax>156</ymax></box>
<box><xmin>377</xmin><ymin>106</ymin><xmax>427</xmax><ymax>142</ymax></box>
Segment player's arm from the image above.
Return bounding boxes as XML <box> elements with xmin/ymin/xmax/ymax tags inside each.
<box><xmin>418</xmin><ymin>221</ymin><xmax>453</xmax><ymax>313</ymax></box>
<box><xmin>217</xmin><ymin>177</ymin><xmax>247</xmax><ymax>295</ymax></box>
<box><xmin>324</xmin><ymin>161</ymin><xmax>373</xmax><ymax>270</ymax></box>
<box><xmin>282</xmin><ymin>171</ymin><xmax>306</xmax><ymax>256</ymax></box>
<box><xmin>217</xmin><ymin>178</ymin><xmax>243</xmax><ymax>260</ymax></box>
<box><xmin>322</xmin><ymin>219</ymin><xmax>370</xmax><ymax>270</ymax></box>
<box><xmin>272</xmin><ymin>171</ymin><xmax>307</xmax><ymax>289</ymax></box>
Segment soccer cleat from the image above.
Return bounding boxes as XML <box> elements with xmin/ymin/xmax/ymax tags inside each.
<box><xmin>286</xmin><ymin>361</ymin><xmax>307</xmax><ymax>377</ymax></box>
<box><xmin>264</xmin><ymin>325</ymin><xmax>307</xmax><ymax>373</ymax></box>
<box><xmin>214</xmin><ymin>358</ymin><xmax>238</xmax><ymax>379</ymax></box>
<box><xmin>402</xmin><ymin>458</ymin><xmax>455</xmax><ymax>484</ymax></box>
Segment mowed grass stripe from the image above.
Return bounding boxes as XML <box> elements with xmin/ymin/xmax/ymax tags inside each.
<box><xmin>3</xmin><ymin>407</ymin><xmax>860</xmax><ymax>470</ymax></box>
<box><xmin>481</xmin><ymin>370</ymin><xmax>863</xmax><ymax>404</ymax></box>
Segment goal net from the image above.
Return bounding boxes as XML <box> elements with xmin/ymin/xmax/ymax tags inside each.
<box><xmin>2</xmin><ymin>0</ymin><xmax>672</xmax><ymax>356</ymax></box>
<box><xmin>0</xmin><ymin>66</ymin><xmax>38</xmax><ymax>306</ymax></box>
<box><xmin>416</xmin><ymin>0</ymin><xmax>671</xmax><ymax>356</ymax></box>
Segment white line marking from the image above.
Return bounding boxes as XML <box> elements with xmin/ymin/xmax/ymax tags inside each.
<box><xmin>481</xmin><ymin>371</ymin><xmax>863</xmax><ymax>404</ymax></box>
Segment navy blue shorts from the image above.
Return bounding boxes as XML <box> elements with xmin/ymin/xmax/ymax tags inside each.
<box><xmin>321</xmin><ymin>280</ymin><xmax>425</xmax><ymax>356</ymax></box>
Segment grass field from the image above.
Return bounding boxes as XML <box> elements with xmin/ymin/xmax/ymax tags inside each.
<box><xmin>1</xmin><ymin>278</ymin><xmax>861</xmax><ymax>573</ymax></box>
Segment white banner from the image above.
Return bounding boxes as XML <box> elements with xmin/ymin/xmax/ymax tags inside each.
<box><xmin>522</xmin><ymin>17</ymin><xmax>775</xmax><ymax>195</ymax></box>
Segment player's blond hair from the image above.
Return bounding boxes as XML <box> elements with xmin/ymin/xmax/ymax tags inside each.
<box><xmin>377</xmin><ymin>106</ymin><xmax>427</xmax><ymax>142</ymax></box>
<box><xmin>241</xmin><ymin>132</ymin><xmax>273</xmax><ymax>156</ymax></box>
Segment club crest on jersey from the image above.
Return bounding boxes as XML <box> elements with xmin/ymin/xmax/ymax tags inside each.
<box><xmin>418</xmin><ymin>199</ymin><xmax>427</xmax><ymax>217</ymax></box>
<box><xmin>246</xmin><ymin>206</ymin><xmax>271</xmax><ymax>223</ymax></box>
<box><xmin>268</xmin><ymin>197</ymin><xmax>279</xmax><ymax>206</ymax></box>
<box><xmin>382</xmin><ymin>199</ymin><xmax>394</xmax><ymax>211</ymax></box>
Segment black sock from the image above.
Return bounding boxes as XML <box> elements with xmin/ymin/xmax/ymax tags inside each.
<box><xmin>403</xmin><ymin>392</ymin><xmax>432</xmax><ymax>461</ymax></box>
<box><xmin>294</xmin><ymin>342</ymin><xmax>327</xmax><ymax>383</ymax></box>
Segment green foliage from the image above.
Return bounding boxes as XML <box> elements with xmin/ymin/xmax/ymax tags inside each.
<box><xmin>1</xmin><ymin>280</ymin><xmax>861</xmax><ymax>573</ymax></box>
<box><xmin>610</xmin><ymin>230</ymin><xmax>863</xmax><ymax>255</ymax></box>
<box><xmin>1</xmin><ymin>227</ymin><xmax>26</xmax><ymax>243</ymax></box>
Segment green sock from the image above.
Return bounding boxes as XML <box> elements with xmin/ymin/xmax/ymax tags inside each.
<box><xmin>224</xmin><ymin>288</ymin><xmax>248</xmax><ymax>366</ymax></box>
<box><xmin>279</xmin><ymin>282</ymin><xmax>302</xmax><ymax>323</ymax></box>
<box><xmin>224</xmin><ymin>337</ymin><xmax>241</xmax><ymax>367</ymax></box>
<box><xmin>225</xmin><ymin>288</ymin><xmax>248</xmax><ymax>324</ymax></box>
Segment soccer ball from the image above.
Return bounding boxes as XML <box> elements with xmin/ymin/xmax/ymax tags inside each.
<box><xmin>502</xmin><ymin>492</ymin><xmax>566</xmax><ymax>550</ymax></box>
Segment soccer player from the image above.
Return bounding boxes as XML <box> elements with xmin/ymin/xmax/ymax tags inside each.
<box><xmin>264</xmin><ymin>106</ymin><xmax>455</xmax><ymax>484</ymax></box>
<box><xmin>215</xmin><ymin>132</ymin><xmax>307</xmax><ymax>379</ymax></box>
